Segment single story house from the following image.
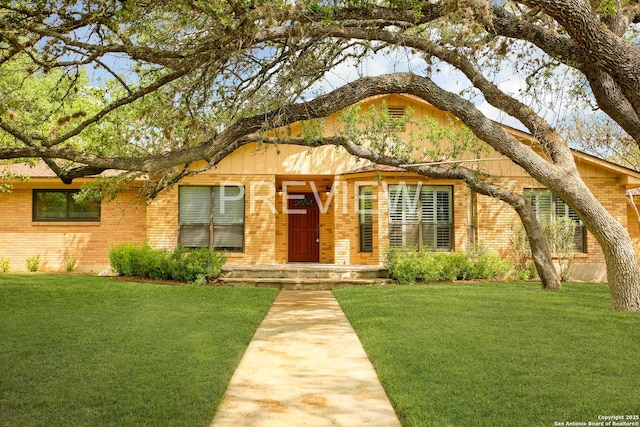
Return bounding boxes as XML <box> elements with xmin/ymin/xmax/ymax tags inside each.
<box><xmin>2</xmin><ymin>94</ymin><xmax>640</xmax><ymax>281</ymax></box>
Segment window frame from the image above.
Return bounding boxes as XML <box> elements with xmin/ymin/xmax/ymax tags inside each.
<box><xmin>388</xmin><ymin>184</ymin><xmax>453</xmax><ymax>252</ymax></box>
<box><xmin>358</xmin><ymin>185</ymin><xmax>374</xmax><ymax>253</ymax></box>
<box><xmin>524</xmin><ymin>188</ymin><xmax>586</xmax><ymax>253</ymax></box>
<box><xmin>178</xmin><ymin>185</ymin><xmax>245</xmax><ymax>253</ymax></box>
<box><xmin>32</xmin><ymin>189</ymin><xmax>101</xmax><ymax>222</ymax></box>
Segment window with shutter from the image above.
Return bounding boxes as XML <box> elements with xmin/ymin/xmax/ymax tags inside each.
<box><xmin>554</xmin><ymin>196</ymin><xmax>585</xmax><ymax>253</ymax></box>
<box><xmin>388</xmin><ymin>185</ymin><xmax>405</xmax><ymax>248</ymax></box>
<box><xmin>359</xmin><ymin>186</ymin><xmax>374</xmax><ymax>253</ymax></box>
<box><xmin>525</xmin><ymin>189</ymin><xmax>553</xmax><ymax>223</ymax></box>
<box><xmin>422</xmin><ymin>187</ymin><xmax>452</xmax><ymax>251</ymax></box>
<box><xmin>179</xmin><ymin>186</ymin><xmax>245</xmax><ymax>252</ymax></box>
<box><xmin>388</xmin><ymin>184</ymin><xmax>452</xmax><ymax>251</ymax></box>
<box><xmin>178</xmin><ymin>187</ymin><xmax>211</xmax><ymax>248</ymax></box>
<box><xmin>524</xmin><ymin>189</ymin><xmax>585</xmax><ymax>253</ymax></box>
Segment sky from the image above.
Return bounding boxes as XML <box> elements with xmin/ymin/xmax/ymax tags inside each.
<box><xmin>307</xmin><ymin>46</ymin><xmax>571</xmax><ymax>133</ymax></box>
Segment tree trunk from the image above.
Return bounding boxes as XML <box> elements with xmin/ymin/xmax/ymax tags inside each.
<box><xmin>514</xmin><ymin>197</ymin><xmax>562</xmax><ymax>290</ymax></box>
<box><xmin>582</xmin><ymin>208</ymin><xmax>640</xmax><ymax>311</ymax></box>
<box><xmin>555</xmin><ymin>176</ymin><xmax>640</xmax><ymax>311</ymax></box>
<box><xmin>602</xmin><ymin>238</ymin><xmax>640</xmax><ymax>311</ymax></box>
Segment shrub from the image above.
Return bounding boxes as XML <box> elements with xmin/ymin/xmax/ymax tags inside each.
<box><xmin>508</xmin><ymin>224</ymin><xmax>538</xmax><ymax>280</ymax></box>
<box><xmin>0</xmin><ymin>258</ymin><xmax>9</xmax><ymax>273</ymax></box>
<box><xmin>65</xmin><ymin>257</ymin><xmax>78</xmax><ymax>272</ymax></box>
<box><xmin>466</xmin><ymin>246</ymin><xmax>511</xmax><ymax>280</ymax></box>
<box><xmin>109</xmin><ymin>243</ymin><xmax>139</xmax><ymax>277</ymax></box>
<box><xmin>543</xmin><ymin>217</ymin><xmax>576</xmax><ymax>281</ymax></box>
<box><xmin>109</xmin><ymin>244</ymin><xmax>226</xmax><ymax>283</ymax></box>
<box><xmin>169</xmin><ymin>247</ymin><xmax>226</xmax><ymax>283</ymax></box>
<box><xmin>508</xmin><ymin>218</ymin><xmax>577</xmax><ymax>281</ymax></box>
<box><xmin>385</xmin><ymin>247</ymin><xmax>510</xmax><ymax>284</ymax></box>
<box><xmin>388</xmin><ymin>254</ymin><xmax>420</xmax><ymax>284</ymax></box>
<box><xmin>26</xmin><ymin>255</ymin><xmax>40</xmax><ymax>272</ymax></box>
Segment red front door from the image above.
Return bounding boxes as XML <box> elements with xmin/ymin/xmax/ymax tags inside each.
<box><xmin>288</xmin><ymin>193</ymin><xmax>320</xmax><ymax>262</ymax></box>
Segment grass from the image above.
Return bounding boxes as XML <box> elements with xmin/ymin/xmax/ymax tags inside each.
<box><xmin>0</xmin><ymin>274</ymin><xmax>278</xmax><ymax>427</ymax></box>
<box><xmin>333</xmin><ymin>282</ymin><xmax>640</xmax><ymax>427</ymax></box>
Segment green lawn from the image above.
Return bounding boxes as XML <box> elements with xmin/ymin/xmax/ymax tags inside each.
<box><xmin>334</xmin><ymin>282</ymin><xmax>640</xmax><ymax>427</ymax></box>
<box><xmin>0</xmin><ymin>275</ymin><xmax>278</xmax><ymax>427</ymax></box>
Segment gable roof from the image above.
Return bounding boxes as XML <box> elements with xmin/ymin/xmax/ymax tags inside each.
<box><xmin>2</xmin><ymin>162</ymin><xmax>126</xmax><ymax>179</ymax></box>
<box><xmin>370</xmin><ymin>93</ymin><xmax>640</xmax><ymax>187</ymax></box>
<box><xmin>3</xmin><ymin>94</ymin><xmax>640</xmax><ymax>186</ymax></box>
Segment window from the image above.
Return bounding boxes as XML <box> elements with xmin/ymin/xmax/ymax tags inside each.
<box><xmin>358</xmin><ymin>186</ymin><xmax>374</xmax><ymax>253</ymax></box>
<box><xmin>524</xmin><ymin>189</ymin><xmax>586</xmax><ymax>253</ymax></box>
<box><xmin>33</xmin><ymin>190</ymin><xmax>100</xmax><ymax>222</ymax></box>
<box><xmin>388</xmin><ymin>185</ymin><xmax>452</xmax><ymax>251</ymax></box>
<box><xmin>178</xmin><ymin>186</ymin><xmax>245</xmax><ymax>252</ymax></box>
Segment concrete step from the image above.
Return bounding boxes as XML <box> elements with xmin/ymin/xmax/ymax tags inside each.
<box><xmin>220</xmin><ymin>264</ymin><xmax>388</xmax><ymax>280</ymax></box>
<box><xmin>214</xmin><ymin>277</ymin><xmax>394</xmax><ymax>290</ymax></box>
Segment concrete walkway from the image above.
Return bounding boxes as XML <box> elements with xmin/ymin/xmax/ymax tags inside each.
<box><xmin>210</xmin><ymin>290</ymin><xmax>401</xmax><ymax>427</ymax></box>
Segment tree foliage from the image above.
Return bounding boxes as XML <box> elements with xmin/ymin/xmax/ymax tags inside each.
<box><xmin>561</xmin><ymin>112</ymin><xmax>640</xmax><ymax>171</ymax></box>
<box><xmin>2</xmin><ymin>0</ymin><xmax>640</xmax><ymax>309</ymax></box>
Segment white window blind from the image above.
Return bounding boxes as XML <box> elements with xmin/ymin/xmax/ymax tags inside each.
<box><xmin>212</xmin><ymin>186</ymin><xmax>244</xmax><ymax>251</ymax></box>
<box><xmin>179</xmin><ymin>187</ymin><xmax>211</xmax><ymax>223</ymax></box>
<box><xmin>179</xmin><ymin>186</ymin><xmax>245</xmax><ymax>252</ymax></box>
<box><xmin>359</xmin><ymin>186</ymin><xmax>374</xmax><ymax>253</ymax></box>
<box><xmin>389</xmin><ymin>185</ymin><xmax>452</xmax><ymax>251</ymax></box>
<box><xmin>524</xmin><ymin>189</ymin><xmax>585</xmax><ymax>253</ymax></box>
<box><xmin>422</xmin><ymin>187</ymin><xmax>452</xmax><ymax>251</ymax></box>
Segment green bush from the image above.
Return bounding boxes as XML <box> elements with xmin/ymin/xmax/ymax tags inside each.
<box><xmin>170</xmin><ymin>247</ymin><xmax>226</xmax><ymax>283</ymax></box>
<box><xmin>65</xmin><ymin>257</ymin><xmax>78</xmax><ymax>272</ymax></box>
<box><xmin>509</xmin><ymin>218</ymin><xmax>577</xmax><ymax>281</ymax></box>
<box><xmin>466</xmin><ymin>246</ymin><xmax>512</xmax><ymax>280</ymax></box>
<box><xmin>26</xmin><ymin>255</ymin><xmax>40</xmax><ymax>272</ymax></box>
<box><xmin>0</xmin><ymin>258</ymin><xmax>9</xmax><ymax>273</ymax></box>
<box><xmin>109</xmin><ymin>244</ymin><xmax>226</xmax><ymax>283</ymax></box>
<box><xmin>109</xmin><ymin>243</ymin><xmax>139</xmax><ymax>277</ymax></box>
<box><xmin>385</xmin><ymin>247</ymin><xmax>510</xmax><ymax>284</ymax></box>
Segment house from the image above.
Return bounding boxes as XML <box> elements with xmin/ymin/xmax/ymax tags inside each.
<box><xmin>2</xmin><ymin>94</ymin><xmax>640</xmax><ymax>281</ymax></box>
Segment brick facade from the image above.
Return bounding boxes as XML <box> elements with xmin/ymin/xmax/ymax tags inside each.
<box><xmin>147</xmin><ymin>174</ymin><xmax>278</xmax><ymax>265</ymax></box>
<box><xmin>0</xmin><ymin>182</ymin><xmax>147</xmax><ymax>272</ymax></box>
<box><xmin>2</xmin><ymin>94</ymin><xmax>640</xmax><ymax>281</ymax></box>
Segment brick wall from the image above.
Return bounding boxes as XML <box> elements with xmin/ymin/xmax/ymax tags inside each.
<box><xmin>474</xmin><ymin>176</ymin><xmax>631</xmax><ymax>268</ymax></box>
<box><xmin>0</xmin><ymin>185</ymin><xmax>147</xmax><ymax>272</ymax></box>
<box><xmin>627</xmin><ymin>196</ymin><xmax>640</xmax><ymax>255</ymax></box>
<box><xmin>147</xmin><ymin>175</ymin><xmax>277</xmax><ymax>265</ymax></box>
<box><xmin>319</xmin><ymin>191</ymin><xmax>336</xmax><ymax>264</ymax></box>
<box><xmin>2</xmin><ymin>170</ymin><xmax>635</xmax><ymax>273</ymax></box>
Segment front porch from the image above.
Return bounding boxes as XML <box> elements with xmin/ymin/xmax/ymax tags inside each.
<box><xmin>216</xmin><ymin>264</ymin><xmax>392</xmax><ymax>289</ymax></box>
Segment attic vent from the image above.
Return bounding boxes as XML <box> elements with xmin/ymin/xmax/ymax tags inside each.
<box><xmin>386</xmin><ymin>106</ymin><xmax>407</xmax><ymax>131</ymax></box>
<box><xmin>387</xmin><ymin>106</ymin><xmax>406</xmax><ymax>118</ymax></box>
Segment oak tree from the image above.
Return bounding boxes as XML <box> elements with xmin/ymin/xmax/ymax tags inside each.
<box><xmin>2</xmin><ymin>0</ymin><xmax>640</xmax><ymax>309</ymax></box>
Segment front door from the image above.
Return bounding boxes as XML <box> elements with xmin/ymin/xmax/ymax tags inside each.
<box><xmin>288</xmin><ymin>193</ymin><xmax>320</xmax><ymax>262</ymax></box>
